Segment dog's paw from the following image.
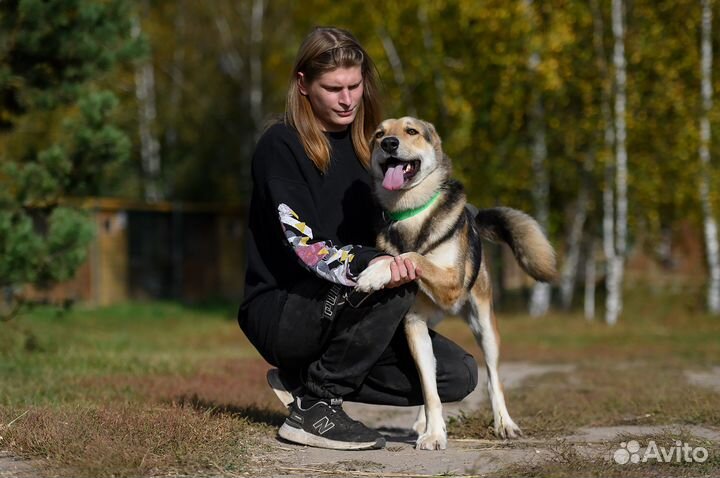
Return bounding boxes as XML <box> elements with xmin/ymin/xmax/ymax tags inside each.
<box><xmin>494</xmin><ymin>416</ymin><xmax>523</xmax><ymax>440</ymax></box>
<box><xmin>415</xmin><ymin>430</ymin><xmax>447</xmax><ymax>450</ymax></box>
<box><xmin>355</xmin><ymin>261</ymin><xmax>392</xmax><ymax>292</ymax></box>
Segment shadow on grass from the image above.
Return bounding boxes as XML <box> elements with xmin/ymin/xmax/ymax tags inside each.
<box><xmin>176</xmin><ymin>393</ymin><xmax>286</xmax><ymax>427</ymax></box>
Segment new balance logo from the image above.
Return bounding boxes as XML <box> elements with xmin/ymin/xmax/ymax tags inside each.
<box><xmin>312</xmin><ymin>416</ymin><xmax>335</xmax><ymax>435</ymax></box>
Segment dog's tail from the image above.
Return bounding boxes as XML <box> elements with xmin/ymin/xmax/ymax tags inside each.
<box><xmin>475</xmin><ymin>207</ymin><xmax>557</xmax><ymax>283</ymax></box>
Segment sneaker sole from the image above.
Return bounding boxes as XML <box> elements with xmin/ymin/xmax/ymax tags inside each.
<box><xmin>278</xmin><ymin>423</ymin><xmax>385</xmax><ymax>450</ymax></box>
<box><xmin>267</xmin><ymin>369</ymin><xmax>294</xmax><ymax>408</ymax></box>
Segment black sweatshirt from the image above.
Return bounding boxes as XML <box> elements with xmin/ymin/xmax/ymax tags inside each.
<box><xmin>239</xmin><ymin>122</ymin><xmax>383</xmax><ymax>324</ymax></box>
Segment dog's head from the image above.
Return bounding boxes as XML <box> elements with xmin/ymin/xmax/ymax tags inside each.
<box><xmin>370</xmin><ymin>117</ymin><xmax>449</xmax><ymax>192</ymax></box>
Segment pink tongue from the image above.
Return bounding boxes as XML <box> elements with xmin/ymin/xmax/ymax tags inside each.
<box><xmin>382</xmin><ymin>164</ymin><xmax>406</xmax><ymax>190</ymax></box>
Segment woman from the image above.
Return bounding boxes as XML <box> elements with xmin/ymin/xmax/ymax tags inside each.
<box><xmin>238</xmin><ymin>26</ymin><xmax>478</xmax><ymax>451</ymax></box>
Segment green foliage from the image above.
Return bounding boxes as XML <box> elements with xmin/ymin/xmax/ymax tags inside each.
<box><xmin>0</xmin><ymin>211</ymin><xmax>43</xmax><ymax>287</ymax></box>
<box><xmin>0</xmin><ymin>0</ymin><xmax>140</xmax><ymax>127</ymax></box>
<box><xmin>1</xmin><ymin>0</ymin><xmax>719</xmax><ymax>309</ymax></box>
<box><xmin>0</xmin><ymin>0</ymin><xmax>138</xmax><ymax>318</ymax></box>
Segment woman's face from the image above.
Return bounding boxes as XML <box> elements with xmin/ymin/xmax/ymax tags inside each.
<box><xmin>298</xmin><ymin>66</ymin><xmax>364</xmax><ymax>132</ymax></box>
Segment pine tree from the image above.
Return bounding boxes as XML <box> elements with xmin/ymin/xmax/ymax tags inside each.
<box><xmin>0</xmin><ymin>0</ymin><xmax>140</xmax><ymax>319</ymax></box>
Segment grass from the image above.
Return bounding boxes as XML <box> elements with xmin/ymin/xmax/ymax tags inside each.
<box><xmin>489</xmin><ymin>431</ymin><xmax>720</xmax><ymax>478</ymax></box>
<box><xmin>0</xmin><ymin>285</ymin><xmax>719</xmax><ymax>477</ymax></box>
<box><xmin>437</xmin><ymin>284</ymin><xmax>720</xmax><ymax>477</ymax></box>
<box><xmin>447</xmin><ymin>361</ymin><xmax>720</xmax><ymax>440</ymax></box>
<box><xmin>0</xmin><ymin>301</ymin><xmax>284</xmax><ymax>477</ymax></box>
<box><xmin>436</xmin><ymin>283</ymin><xmax>720</xmax><ymax>364</ymax></box>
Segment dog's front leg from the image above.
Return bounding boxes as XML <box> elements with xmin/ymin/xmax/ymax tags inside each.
<box><xmin>400</xmin><ymin>252</ymin><xmax>465</xmax><ymax>310</ymax></box>
<box><xmin>404</xmin><ymin>313</ymin><xmax>446</xmax><ymax>450</ymax></box>
<box><xmin>412</xmin><ymin>405</ymin><xmax>426</xmax><ymax>434</ymax></box>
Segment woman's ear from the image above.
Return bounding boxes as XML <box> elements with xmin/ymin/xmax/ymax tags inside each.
<box><xmin>297</xmin><ymin>72</ymin><xmax>308</xmax><ymax>96</ymax></box>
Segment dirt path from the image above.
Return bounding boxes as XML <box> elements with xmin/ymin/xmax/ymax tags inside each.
<box><xmin>255</xmin><ymin>363</ymin><xmax>574</xmax><ymax>477</ymax></box>
<box><xmin>254</xmin><ymin>362</ymin><xmax>720</xmax><ymax>477</ymax></box>
<box><xmin>685</xmin><ymin>366</ymin><xmax>720</xmax><ymax>392</ymax></box>
<box><xmin>0</xmin><ymin>452</ymin><xmax>34</xmax><ymax>478</ymax></box>
<box><xmin>2</xmin><ymin>363</ymin><xmax>718</xmax><ymax>477</ymax></box>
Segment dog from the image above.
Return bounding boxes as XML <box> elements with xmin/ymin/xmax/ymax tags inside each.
<box><xmin>355</xmin><ymin>117</ymin><xmax>556</xmax><ymax>450</ymax></box>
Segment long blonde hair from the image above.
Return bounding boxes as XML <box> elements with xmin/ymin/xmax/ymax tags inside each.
<box><xmin>285</xmin><ymin>27</ymin><xmax>382</xmax><ymax>172</ymax></box>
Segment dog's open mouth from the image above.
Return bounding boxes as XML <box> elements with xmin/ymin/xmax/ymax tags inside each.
<box><xmin>381</xmin><ymin>157</ymin><xmax>420</xmax><ymax>191</ymax></box>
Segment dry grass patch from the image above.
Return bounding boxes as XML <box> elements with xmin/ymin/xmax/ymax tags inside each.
<box><xmin>1</xmin><ymin>403</ymin><xmax>265</xmax><ymax>478</ymax></box>
<box><xmin>490</xmin><ymin>432</ymin><xmax>720</xmax><ymax>478</ymax></box>
<box><xmin>449</xmin><ymin>361</ymin><xmax>720</xmax><ymax>439</ymax></box>
<box><xmin>78</xmin><ymin>357</ymin><xmax>288</xmax><ymax>427</ymax></box>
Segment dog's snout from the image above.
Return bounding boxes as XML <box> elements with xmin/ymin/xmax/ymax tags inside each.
<box><xmin>381</xmin><ymin>136</ymin><xmax>399</xmax><ymax>153</ymax></box>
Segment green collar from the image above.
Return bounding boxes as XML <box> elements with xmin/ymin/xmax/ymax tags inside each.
<box><xmin>387</xmin><ymin>191</ymin><xmax>442</xmax><ymax>221</ymax></box>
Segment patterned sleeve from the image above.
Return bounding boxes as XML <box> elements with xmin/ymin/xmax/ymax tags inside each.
<box><xmin>278</xmin><ymin>203</ymin><xmax>360</xmax><ymax>286</ymax></box>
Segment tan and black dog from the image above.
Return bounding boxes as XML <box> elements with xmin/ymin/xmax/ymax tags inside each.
<box><xmin>356</xmin><ymin>116</ymin><xmax>556</xmax><ymax>450</ymax></box>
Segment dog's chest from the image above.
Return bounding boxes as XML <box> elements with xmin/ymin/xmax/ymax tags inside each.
<box><xmin>377</xmin><ymin>215</ymin><xmax>461</xmax><ymax>269</ymax></box>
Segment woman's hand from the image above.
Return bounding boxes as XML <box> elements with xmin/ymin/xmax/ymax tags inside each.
<box><xmin>367</xmin><ymin>255</ymin><xmax>421</xmax><ymax>288</ymax></box>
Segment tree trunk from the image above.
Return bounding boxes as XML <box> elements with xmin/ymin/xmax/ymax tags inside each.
<box><xmin>590</xmin><ymin>0</ymin><xmax>615</xmax><ymax>323</ymax></box>
<box><xmin>606</xmin><ymin>0</ymin><xmax>628</xmax><ymax>326</ymax></box>
<box><xmin>165</xmin><ymin>0</ymin><xmax>185</xmax><ymax>152</ymax></box>
<box><xmin>525</xmin><ymin>0</ymin><xmax>551</xmax><ymax>317</ymax></box>
<box><xmin>699</xmin><ymin>0</ymin><xmax>720</xmax><ymax>314</ymax></box>
<box><xmin>213</xmin><ymin>4</ymin><xmax>244</xmax><ymax>82</ymax></box>
<box><xmin>560</xmin><ymin>157</ymin><xmax>592</xmax><ymax>310</ymax></box>
<box><xmin>528</xmin><ymin>95</ymin><xmax>552</xmax><ymax>317</ymax></box>
<box><xmin>417</xmin><ymin>3</ymin><xmax>448</xmax><ymax>129</ymax></box>
<box><xmin>249</xmin><ymin>0</ymin><xmax>264</xmax><ymax>141</ymax></box>
<box><xmin>584</xmin><ymin>241</ymin><xmax>597</xmax><ymax>321</ymax></box>
<box><xmin>132</xmin><ymin>7</ymin><xmax>163</xmax><ymax>202</ymax></box>
<box><xmin>378</xmin><ymin>27</ymin><xmax>417</xmax><ymax>117</ymax></box>
<box><xmin>165</xmin><ymin>0</ymin><xmax>185</xmax><ymax>198</ymax></box>
<box><xmin>591</xmin><ymin>0</ymin><xmax>618</xmax><ymax>324</ymax></box>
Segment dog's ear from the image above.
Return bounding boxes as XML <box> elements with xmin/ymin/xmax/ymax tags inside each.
<box><xmin>421</xmin><ymin>120</ymin><xmax>442</xmax><ymax>149</ymax></box>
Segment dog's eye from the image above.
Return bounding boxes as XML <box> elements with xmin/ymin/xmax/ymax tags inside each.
<box><xmin>375</xmin><ymin>131</ymin><xmax>384</xmax><ymax>139</ymax></box>
<box><xmin>406</xmin><ymin>128</ymin><xmax>419</xmax><ymax>135</ymax></box>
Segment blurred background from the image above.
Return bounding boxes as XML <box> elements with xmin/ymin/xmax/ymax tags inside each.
<box><xmin>2</xmin><ymin>0</ymin><xmax>720</xmax><ymax>324</ymax></box>
<box><xmin>2</xmin><ymin>3</ymin><xmax>720</xmax><ymax>476</ymax></box>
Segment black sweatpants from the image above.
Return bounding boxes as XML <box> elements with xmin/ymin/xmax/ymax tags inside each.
<box><xmin>240</xmin><ymin>279</ymin><xmax>478</xmax><ymax>406</ymax></box>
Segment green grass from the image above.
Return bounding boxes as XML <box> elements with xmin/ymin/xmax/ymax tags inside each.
<box><xmin>1</xmin><ymin>286</ymin><xmax>719</xmax><ymax>477</ymax></box>
<box><xmin>436</xmin><ymin>284</ymin><xmax>720</xmax><ymax>364</ymax></box>
<box><xmin>438</xmin><ymin>285</ymin><xmax>720</xmax><ymax>477</ymax></box>
<box><xmin>0</xmin><ymin>302</ymin><xmax>278</xmax><ymax>477</ymax></box>
<box><xmin>1</xmin><ymin>302</ymin><xmax>255</xmax><ymax>406</ymax></box>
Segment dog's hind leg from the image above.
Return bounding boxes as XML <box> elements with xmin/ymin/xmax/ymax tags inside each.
<box><xmin>466</xmin><ymin>271</ymin><xmax>522</xmax><ymax>439</ymax></box>
<box><xmin>405</xmin><ymin>310</ymin><xmax>447</xmax><ymax>450</ymax></box>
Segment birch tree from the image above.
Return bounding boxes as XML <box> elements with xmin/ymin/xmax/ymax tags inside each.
<box><xmin>378</xmin><ymin>26</ymin><xmax>417</xmax><ymax>117</ymax></box>
<box><xmin>590</xmin><ymin>0</ymin><xmax>615</xmax><ymax>321</ymax></box>
<box><xmin>699</xmin><ymin>0</ymin><xmax>720</xmax><ymax>314</ymax></box>
<box><xmin>606</xmin><ymin>0</ymin><xmax>628</xmax><ymax>325</ymax></box>
<box><xmin>249</xmin><ymin>0</ymin><xmax>265</xmax><ymax>142</ymax></box>
<box><xmin>525</xmin><ymin>0</ymin><xmax>552</xmax><ymax>317</ymax></box>
<box><xmin>417</xmin><ymin>2</ymin><xmax>448</xmax><ymax>130</ymax></box>
<box><xmin>165</xmin><ymin>0</ymin><xmax>185</xmax><ymax>155</ymax></box>
<box><xmin>559</xmin><ymin>157</ymin><xmax>591</xmax><ymax>310</ymax></box>
<box><xmin>132</xmin><ymin>3</ymin><xmax>163</xmax><ymax>202</ymax></box>
<box><xmin>584</xmin><ymin>240</ymin><xmax>597</xmax><ymax>320</ymax></box>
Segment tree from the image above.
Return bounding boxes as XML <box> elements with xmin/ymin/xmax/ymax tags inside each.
<box><xmin>525</xmin><ymin>0</ymin><xmax>552</xmax><ymax>317</ymax></box>
<box><xmin>698</xmin><ymin>0</ymin><xmax>720</xmax><ymax>314</ymax></box>
<box><xmin>605</xmin><ymin>0</ymin><xmax>628</xmax><ymax>325</ymax></box>
<box><xmin>0</xmin><ymin>0</ymin><xmax>138</xmax><ymax>319</ymax></box>
<box><xmin>132</xmin><ymin>1</ymin><xmax>163</xmax><ymax>202</ymax></box>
